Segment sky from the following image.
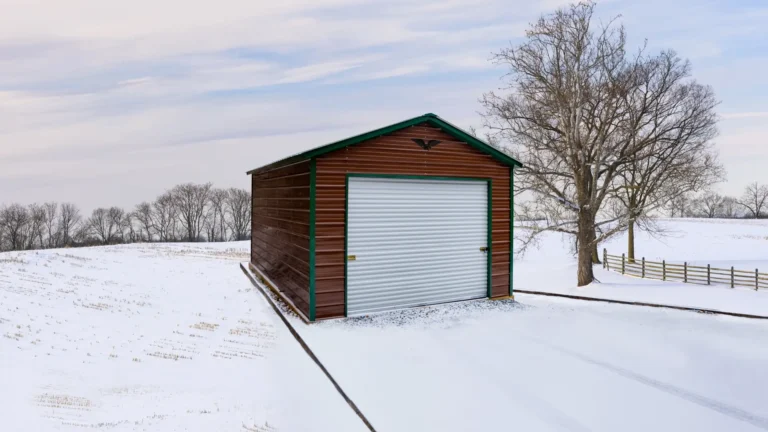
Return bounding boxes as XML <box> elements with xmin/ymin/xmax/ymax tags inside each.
<box><xmin>1</xmin><ymin>0</ymin><xmax>767</xmax><ymax>212</ymax></box>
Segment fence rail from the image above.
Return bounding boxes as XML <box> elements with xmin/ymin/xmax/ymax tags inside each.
<box><xmin>603</xmin><ymin>249</ymin><xmax>767</xmax><ymax>290</ymax></box>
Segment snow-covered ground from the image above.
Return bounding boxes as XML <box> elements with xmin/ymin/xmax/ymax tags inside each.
<box><xmin>288</xmin><ymin>295</ymin><xmax>768</xmax><ymax>432</ymax></box>
<box><xmin>0</xmin><ymin>243</ymin><xmax>363</xmax><ymax>431</ymax></box>
<box><xmin>4</xmin><ymin>219</ymin><xmax>768</xmax><ymax>432</ymax></box>
<box><xmin>516</xmin><ymin>218</ymin><xmax>768</xmax><ymax>316</ymax></box>
<box><xmin>276</xmin><ymin>218</ymin><xmax>768</xmax><ymax>431</ymax></box>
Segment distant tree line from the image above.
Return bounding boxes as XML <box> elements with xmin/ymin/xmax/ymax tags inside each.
<box><xmin>0</xmin><ymin>183</ymin><xmax>251</xmax><ymax>252</ymax></box>
<box><xmin>667</xmin><ymin>182</ymin><xmax>768</xmax><ymax>219</ymax></box>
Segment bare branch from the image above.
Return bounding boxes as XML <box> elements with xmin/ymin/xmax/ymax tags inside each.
<box><xmin>481</xmin><ymin>0</ymin><xmax>720</xmax><ymax>285</ymax></box>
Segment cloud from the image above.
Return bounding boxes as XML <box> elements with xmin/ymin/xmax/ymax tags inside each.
<box><xmin>1</xmin><ymin>0</ymin><xmax>767</xmax><ymax>212</ymax></box>
<box><xmin>277</xmin><ymin>57</ymin><xmax>377</xmax><ymax>84</ymax></box>
<box><xmin>117</xmin><ymin>77</ymin><xmax>154</xmax><ymax>87</ymax></box>
<box><xmin>361</xmin><ymin>65</ymin><xmax>432</xmax><ymax>81</ymax></box>
<box><xmin>0</xmin><ymin>0</ymin><xmax>361</xmax><ymax>39</ymax></box>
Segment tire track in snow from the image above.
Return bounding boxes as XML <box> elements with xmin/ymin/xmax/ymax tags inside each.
<box><xmin>434</xmin><ymin>333</ymin><xmax>593</xmax><ymax>432</ymax></box>
<box><xmin>518</xmin><ymin>334</ymin><xmax>768</xmax><ymax>431</ymax></box>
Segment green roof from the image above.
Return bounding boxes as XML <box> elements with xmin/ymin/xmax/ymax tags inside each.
<box><xmin>246</xmin><ymin>113</ymin><xmax>522</xmax><ymax>174</ymax></box>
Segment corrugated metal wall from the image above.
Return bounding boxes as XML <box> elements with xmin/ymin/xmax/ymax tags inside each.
<box><xmin>251</xmin><ymin>159</ymin><xmax>311</xmax><ymax>317</ymax></box>
<box><xmin>315</xmin><ymin>123</ymin><xmax>512</xmax><ymax>319</ymax></box>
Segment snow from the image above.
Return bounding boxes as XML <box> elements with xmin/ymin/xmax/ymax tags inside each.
<box><xmin>289</xmin><ymin>296</ymin><xmax>768</xmax><ymax>432</ymax></box>
<box><xmin>4</xmin><ymin>218</ymin><xmax>768</xmax><ymax>432</ymax></box>
<box><xmin>516</xmin><ymin>218</ymin><xmax>768</xmax><ymax>316</ymax></box>
<box><xmin>277</xmin><ymin>218</ymin><xmax>768</xmax><ymax>431</ymax></box>
<box><xmin>0</xmin><ymin>243</ymin><xmax>363</xmax><ymax>431</ymax></box>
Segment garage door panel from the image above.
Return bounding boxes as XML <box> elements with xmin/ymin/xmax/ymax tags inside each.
<box><xmin>348</xmin><ymin>285</ymin><xmax>485</xmax><ymax>309</ymax></box>
<box><xmin>349</xmin><ymin>272</ymin><xmax>486</xmax><ymax>293</ymax></box>
<box><xmin>348</xmin><ymin>290</ymin><xmax>485</xmax><ymax>315</ymax></box>
<box><xmin>348</xmin><ymin>215</ymin><xmax>487</xmax><ymax>224</ymax></box>
<box><xmin>349</xmin><ymin>261</ymin><xmax>488</xmax><ymax>280</ymax></box>
<box><xmin>350</xmin><ymin>238</ymin><xmax>485</xmax><ymax>253</ymax></box>
<box><xmin>346</xmin><ymin>248</ymin><xmax>486</xmax><ymax>263</ymax></box>
<box><xmin>346</xmin><ymin>177</ymin><xmax>488</xmax><ymax>316</ymax></box>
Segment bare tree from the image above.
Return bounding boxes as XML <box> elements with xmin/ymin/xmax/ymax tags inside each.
<box><xmin>132</xmin><ymin>202</ymin><xmax>155</xmax><ymax>242</ymax></box>
<box><xmin>86</xmin><ymin>208</ymin><xmax>109</xmax><ymax>244</ymax></box>
<box><xmin>481</xmin><ymin>1</ymin><xmax>719</xmax><ymax>285</ymax></box>
<box><xmin>0</xmin><ymin>204</ymin><xmax>31</xmax><ymax>251</ymax></box>
<box><xmin>43</xmin><ymin>202</ymin><xmax>60</xmax><ymax>248</ymax></box>
<box><xmin>171</xmin><ymin>183</ymin><xmax>212</xmax><ymax>242</ymax></box>
<box><xmin>73</xmin><ymin>223</ymin><xmax>89</xmax><ymax>244</ymax></box>
<box><xmin>738</xmin><ymin>182</ymin><xmax>768</xmax><ymax>218</ymax></box>
<box><xmin>121</xmin><ymin>211</ymin><xmax>138</xmax><ymax>243</ymax></box>
<box><xmin>152</xmin><ymin>192</ymin><xmax>178</xmax><ymax>242</ymax></box>
<box><xmin>720</xmin><ymin>196</ymin><xmax>740</xmax><ymax>218</ymax></box>
<box><xmin>225</xmin><ymin>188</ymin><xmax>251</xmax><ymax>241</ymax></box>
<box><xmin>27</xmin><ymin>204</ymin><xmax>47</xmax><ymax>250</ymax></box>
<box><xmin>58</xmin><ymin>203</ymin><xmax>81</xmax><ymax>247</ymax></box>
<box><xmin>87</xmin><ymin>207</ymin><xmax>125</xmax><ymax>244</ymax></box>
<box><xmin>612</xmin><ymin>88</ymin><xmax>722</xmax><ymax>260</ymax></box>
<box><xmin>665</xmin><ymin>193</ymin><xmax>692</xmax><ymax>218</ymax></box>
<box><xmin>206</xmin><ymin>189</ymin><xmax>228</xmax><ymax>242</ymax></box>
<box><xmin>693</xmin><ymin>191</ymin><xmax>724</xmax><ymax>218</ymax></box>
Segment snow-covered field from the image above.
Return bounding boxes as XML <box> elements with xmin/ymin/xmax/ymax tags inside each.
<box><xmin>3</xmin><ymin>219</ymin><xmax>768</xmax><ymax>431</ymax></box>
<box><xmin>0</xmin><ymin>243</ymin><xmax>362</xmax><ymax>431</ymax></box>
<box><xmin>516</xmin><ymin>218</ymin><xmax>768</xmax><ymax>316</ymax></box>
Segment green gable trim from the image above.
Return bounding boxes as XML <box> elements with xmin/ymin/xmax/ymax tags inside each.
<box><xmin>246</xmin><ymin>113</ymin><xmax>522</xmax><ymax>175</ymax></box>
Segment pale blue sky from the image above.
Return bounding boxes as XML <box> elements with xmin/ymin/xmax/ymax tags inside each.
<box><xmin>1</xmin><ymin>0</ymin><xmax>767</xmax><ymax>210</ymax></box>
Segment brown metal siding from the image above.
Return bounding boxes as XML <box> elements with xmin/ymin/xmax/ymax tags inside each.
<box><xmin>251</xmin><ymin>159</ymin><xmax>311</xmax><ymax>317</ymax></box>
<box><xmin>314</xmin><ymin>123</ymin><xmax>511</xmax><ymax>319</ymax></box>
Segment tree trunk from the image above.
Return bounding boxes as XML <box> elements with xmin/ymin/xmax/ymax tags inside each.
<box><xmin>577</xmin><ymin>211</ymin><xmax>596</xmax><ymax>286</ymax></box>
<box><xmin>627</xmin><ymin>219</ymin><xmax>635</xmax><ymax>263</ymax></box>
<box><xmin>591</xmin><ymin>243</ymin><xmax>601</xmax><ymax>264</ymax></box>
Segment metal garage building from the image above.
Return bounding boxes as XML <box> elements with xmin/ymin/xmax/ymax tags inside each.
<box><xmin>247</xmin><ymin>113</ymin><xmax>521</xmax><ymax>321</ymax></box>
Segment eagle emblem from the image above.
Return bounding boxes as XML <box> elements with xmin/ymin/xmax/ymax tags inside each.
<box><xmin>411</xmin><ymin>138</ymin><xmax>442</xmax><ymax>150</ymax></box>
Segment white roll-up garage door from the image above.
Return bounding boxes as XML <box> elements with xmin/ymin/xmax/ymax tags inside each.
<box><xmin>346</xmin><ymin>176</ymin><xmax>488</xmax><ymax>316</ymax></box>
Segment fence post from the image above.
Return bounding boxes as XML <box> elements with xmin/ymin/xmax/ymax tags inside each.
<box><xmin>757</xmin><ymin>269</ymin><xmax>759</xmax><ymax>291</ymax></box>
<box><xmin>707</xmin><ymin>264</ymin><xmax>711</xmax><ymax>285</ymax></box>
<box><xmin>603</xmin><ymin>249</ymin><xmax>607</xmax><ymax>270</ymax></box>
<box><xmin>684</xmin><ymin>262</ymin><xmax>687</xmax><ymax>283</ymax></box>
<box><xmin>642</xmin><ymin>257</ymin><xmax>645</xmax><ymax>278</ymax></box>
<box><xmin>662</xmin><ymin>260</ymin><xmax>666</xmax><ymax>281</ymax></box>
<box><xmin>731</xmin><ymin>266</ymin><xmax>734</xmax><ymax>288</ymax></box>
<box><xmin>622</xmin><ymin>253</ymin><xmax>625</xmax><ymax>274</ymax></box>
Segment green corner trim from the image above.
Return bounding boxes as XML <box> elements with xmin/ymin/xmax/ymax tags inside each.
<box><xmin>487</xmin><ymin>178</ymin><xmax>493</xmax><ymax>298</ymax></box>
<box><xmin>343</xmin><ymin>175</ymin><xmax>350</xmax><ymax>317</ymax></box>
<box><xmin>308</xmin><ymin>158</ymin><xmax>317</xmax><ymax>322</ymax></box>
<box><xmin>509</xmin><ymin>167</ymin><xmax>514</xmax><ymax>297</ymax></box>
<box><xmin>247</xmin><ymin>113</ymin><xmax>522</xmax><ymax>175</ymax></box>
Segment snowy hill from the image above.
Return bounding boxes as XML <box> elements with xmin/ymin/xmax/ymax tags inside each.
<box><xmin>0</xmin><ymin>243</ymin><xmax>362</xmax><ymax>431</ymax></box>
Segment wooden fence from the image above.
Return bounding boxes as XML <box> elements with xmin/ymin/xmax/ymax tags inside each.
<box><xmin>603</xmin><ymin>249</ymin><xmax>767</xmax><ymax>291</ymax></box>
